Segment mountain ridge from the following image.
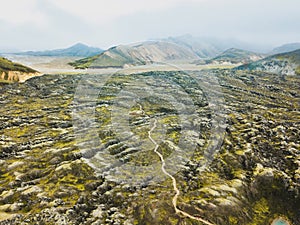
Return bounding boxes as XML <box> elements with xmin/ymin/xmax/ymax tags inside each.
<box><xmin>164</xmin><ymin>35</ymin><xmax>255</xmax><ymax>58</ymax></box>
<box><xmin>194</xmin><ymin>48</ymin><xmax>264</xmax><ymax>65</ymax></box>
<box><xmin>69</xmin><ymin>41</ymin><xmax>200</xmax><ymax>69</ymax></box>
<box><xmin>69</xmin><ymin>36</ymin><xmax>276</xmax><ymax>69</ymax></box>
<box><xmin>14</xmin><ymin>43</ymin><xmax>103</xmax><ymax>57</ymax></box>
<box><xmin>236</xmin><ymin>48</ymin><xmax>300</xmax><ymax>75</ymax></box>
<box><xmin>271</xmin><ymin>43</ymin><xmax>300</xmax><ymax>55</ymax></box>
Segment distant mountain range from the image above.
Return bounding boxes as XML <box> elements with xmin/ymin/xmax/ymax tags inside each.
<box><xmin>69</xmin><ymin>41</ymin><xmax>199</xmax><ymax>69</ymax></box>
<box><xmin>0</xmin><ymin>57</ymin><xmax>38</xmax><ymax>82</ymax></box>
<box><xmin>236</xmin><ymin>49</ymin><xmax>300</xmax><ymax>75</ymax></box>
<box><xmin>194</xmin><ymin>48</ymin><xmax>265</xmax><ymax>65</ymax></box>
<box><xmin>14</xmin><ymin>43</ymin><xmax>103</xmax><ymax>57</ymax></box>
<box><xmin>7</xmin><ymin>35</ymin><xmax>294</xmax><ymax>73</ymax></box>
<box><xmin>69</xmin><ymin>36</ymin><xmax>263</xmax><ymax>69</ymax></box>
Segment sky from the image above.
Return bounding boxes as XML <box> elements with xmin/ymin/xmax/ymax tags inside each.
<box><xmin>0</xmin><ymin>0</ymin><xmax>299</xmax><ymax>51</ymax></box>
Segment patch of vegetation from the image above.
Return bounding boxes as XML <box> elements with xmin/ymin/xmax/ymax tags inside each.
<box><xmin>296</xmin><ymin>66</ymin><xmax>300</xmax><ymax>75</ymax></box>
<box><xmin>68</xmin><ymin>54</ymin><xmax>100</xmax><ymax>69</ymax></box>
<box><xmin>69</xmin><ymin>46</ymin><xmax>147</xmax><ymax>69</ymax></box>
<box><xmin>275</xmin><ymin>48</ymin><xmax>300</xmax><ymax>63</ymax></box>
<box><xmin>0</xmin><ymin>57</ymin><xmax>37</xmax><ymax>74</ymax></box>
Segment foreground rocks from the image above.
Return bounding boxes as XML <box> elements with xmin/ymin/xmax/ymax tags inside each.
<box><xmin>0</xmin><ymin>70</ymin><xmax>299</xmax><ymax>224</ymax></box>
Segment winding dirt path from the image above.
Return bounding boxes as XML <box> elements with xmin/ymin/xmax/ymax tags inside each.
<box><xmin>148</xmin><ymin>118</ymin><xmax>215</xmax><ymax>225</ymax></box>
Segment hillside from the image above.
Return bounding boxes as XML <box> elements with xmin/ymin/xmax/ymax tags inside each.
<box><xmin>16</xmin><ymin>43</ymin><xmax>103</xmax><ymax>57</ymax></box>
<box><xmin>236</xmin><ymin>49</ymin><xmax>300</xmax><ymax>75</ymax></box>
<box><xmin>194</xmin><ymin>48</ymin><xmax>264</xmax><ymax>65</ymax></box>
<box><xmin>69</xmin><ymin>41</ymin><xmax>199</xmax><ymax>69</ymax></box>
<box><xmin>271</xmin><ymin>42</ymin><xmax>300</xmax><ymax>54</ymax></box>
<box><xmin>0</xmin><ymin>57</ymin><xmax>39</xmax><ymax>82</ymax></box>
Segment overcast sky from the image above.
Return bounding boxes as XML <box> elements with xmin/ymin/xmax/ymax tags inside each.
<box><xmin>0</xmin><ymin>0</ymin><xmax>299</xmax><ymax>51</ymax></box>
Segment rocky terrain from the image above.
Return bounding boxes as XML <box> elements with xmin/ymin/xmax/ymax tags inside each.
<box><xmin>0</xmin><ymin>68</ymin><xmax>299</xmax><ymax>224</ymax></box>
<box><xmin>0</xmin><ymin>57</ymin><xmax>39</xmax><ymax>83</ymax></box>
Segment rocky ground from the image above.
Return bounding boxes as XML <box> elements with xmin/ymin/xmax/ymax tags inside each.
<box><xmin>0</xmin><ymin>69</ymin><xmax>299</xmax><ymax>224</ymax></box>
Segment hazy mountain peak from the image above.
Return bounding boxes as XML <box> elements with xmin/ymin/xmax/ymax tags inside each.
<box><xmin>71</xmin><ymin>43</ymin><xmax>88</xmax><ymax>48</ymax></box>
<box><xmin>14</xmin><ymin>43</ymin><xmax>103</xmax><ymax>57</ymax></box>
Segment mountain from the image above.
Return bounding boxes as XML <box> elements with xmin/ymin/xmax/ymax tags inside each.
<box><xmin>165</xmin><ymin>35</ymin><xmax>261</xmax><ymax>58</ymax></box>
<box><xmin>165</xmin><ymin>35</ymin><xmax>224</xmax><ymax>58</ymax></box>
<box><xmin>236</xmin><ymin>49</ymin><xmax>300</xmax><ymax>75</ymax></box>
<box><xmin>0</xmin><ymin>57</ymin><xmax>39</xmax><ymax>82</ymax></box>
<box><xmin>69</xmin><ymin>35</ymin><xmax>269</xmax><ymax>69</ymax></box>
<box><xmin>69</xmin><ymin>41</ymin><xmax>199</xmax><ymax>69</ymax></box>
<box><xmin>15</xmin><ymin>43</ymin><xmax>103</xmax><ymax>57</ymax></box>
<box><xmin>194</xmin><ymin>48</ymin><xmax>264</xmax><ymax>65</ymax></box>
<box><xmin>271</xmin><ymin>43</ymin><xmax>300</xmax><ymax>55</ymax></box>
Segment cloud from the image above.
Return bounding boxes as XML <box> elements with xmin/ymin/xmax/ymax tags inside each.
<box><xmin>0</xmin><ymin>0</ymin><xmax>299</xmax><ymax>50</ymax></box>
<box><xmin>50</xmin><ymin>0</ymin><xmax>205</xmax><ymax>25</ymax></box>
<box><xmin>0</xmin><ymin>0</ymin><xmax>47</xmax><ymax>27</ymax></box>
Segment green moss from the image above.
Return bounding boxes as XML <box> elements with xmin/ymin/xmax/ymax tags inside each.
<box><xmin>68</xmin><ymin>54</ymin><xmax>100</xmax><ymax>69</ymax></box>
<box><xmin>229</xmin><ymin>216</ymin><xmax>239</xmax><ymax>224</ymax></box>
<box><xmin>295</xmin><ymin>66</ymin><xmax>300</xmax><ymax>75</ymax></box>
<box><xmin>52</xmin><ymin>140</ymin><xmax>76</xmax><ymax>149</ymax></box>
<box><xmin>247</xmin><ymin>198</ymin><xmax>270</xmax><ymax>225</ymax></box>
<box><xmin>167</xmin><ymin>130</ymin><xmax>180</xmax><ymax>144</ymax></box>
<box><xmin>59</xmin><ymin>174</ymin><xmax>85</xmax><ymax>191</ymax></box>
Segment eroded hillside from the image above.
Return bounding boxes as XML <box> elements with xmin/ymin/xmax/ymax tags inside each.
<box><xmin>0</xmin><ymin>57</ymin><xmax>39</xmax><ymax>83</ymax></box>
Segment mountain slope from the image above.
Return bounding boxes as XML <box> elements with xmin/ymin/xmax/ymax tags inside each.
<box><xmin>271</xmin><ymin>43</ymin><xmax>300</xmax><ymax>55</ymax></box>
<box><xmin>211</xmin><ymin>48</ymin><xmax>264</xmax><ymax>63</ymax></box>
<box><xmin>236</xmin><ymin>49</ymin><xmax>300</xmax><ymax>75</ymax></box>
<box><xmin>70</xmin><ymin>35</ymin><xmax>266</xmax><ymax>69</ymax></box>
<box><xmin>0</xmin><ymin>57</ymin><xmax>39</xmax><ymax>82</ymax></box>
<box><xmin>194</xmin><ymin>48</ymin><xmax>264</xmax><ymax>65</ymax></box>
<box><xmin>69</xmin><ymin>41</ymin><xmax>199</xmax><ymax>69</ymax></box>
<box><xmin>16</xmin><ymin>43</ymin><xmax>103</xmax><ymax>57</ymax></box>
<box><xmin>165</xmin><ymin>35</ymin><xmax>258</xmax><ymax>58</ymax></box>
<box><xmin>165</xmin><ymin>35</ymin><xmax>223</xmax><ymax>58</ymax></box>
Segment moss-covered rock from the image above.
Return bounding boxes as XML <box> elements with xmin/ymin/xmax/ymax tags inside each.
<box><xmin>0</xmin><ymin>70</ymin><xmax>299</xmax><ymax>224</ymax></box>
